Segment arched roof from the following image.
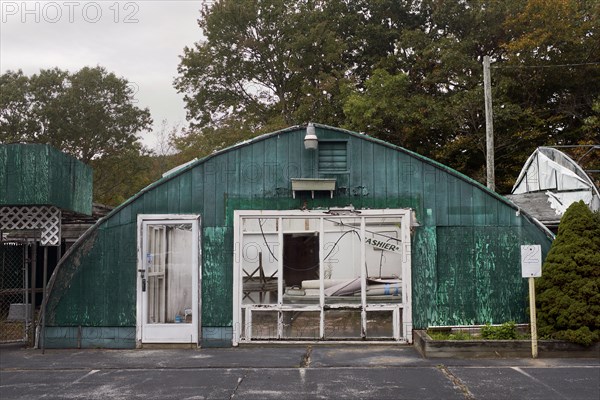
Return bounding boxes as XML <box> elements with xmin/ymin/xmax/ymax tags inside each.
<box><xmin>101</xmin><ymin>123</ymin><xmax>545</xmax><ymax>227</ymax></box>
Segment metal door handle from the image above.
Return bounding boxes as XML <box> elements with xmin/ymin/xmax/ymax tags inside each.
<box><xmin>138</xmin><ymin>269</ymin><xmax>146</xmax><ymax>292</ymax></box>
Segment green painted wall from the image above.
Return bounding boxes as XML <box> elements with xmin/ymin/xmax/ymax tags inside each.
<box><xmin>0</xmin><ymin>144</ymin><xmax>93</xmax><ymax>215</ymax></box>
<box><xmin>43</xmin><ymin>125</ymin><xmax>553</xmax><ymax>344</ymax></box>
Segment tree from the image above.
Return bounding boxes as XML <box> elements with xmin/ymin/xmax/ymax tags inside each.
<box><xmin>169</xmin><ymin>116</ymin><xmax>256</xmax><ymax>163</ymax></box>
<box><xmin>536</xmin><ymin>201</ymin><xmax>600</xmax><ymax>346</ymax></box>
<box><xmin>501</xmin><ymin>0</ymin><xmax>600</xmax><ymax>144</ymax></box>
<box><xmin>343</xmin><ymin>69</ymin><xmax>455</xmax><ymax>156</ymax></box>
<box><xmin>175</xmin><ymin>0</ymin><xmax>598</xmax><ymax>193</ymax></box>
<box><xmin>584</xmin><ymin>98</ymin><xmax>600</xmax><ymax>132</ymax></box>
<box><xmin>342</xmin><ymin>0</ymin><xmax>600</xmax><ymax>192</ymax></box>
<box><xmin>175</xmin><ymin>0</ymin><xmax>424</xmax><ymax>132</ymax></box>
<box><xmin>90</xmin><ymin>149</ymin><xmax>153</xmax><ymax>206</ymax></box>
<box><xmin>0</xmin><ymin>70</ymin><xmax>39</xmax><ymax>143</ymax></box>
<box><xmin>1</xmin><ymin>67</ymin><xmax>152</xmax><ymax>163</ymax></box>
<box><xmin>343</xmin><ymin>1</ymin><xmax>531</xmax><ymax>187</ymax></box>
<box><xmin>1</xmin><ymin>67</ymin><xmax>153</xmax><ymax>205</ymax></box>
<box><xmin>176</xmin><ymin>0</ymin><xmax>349</xmax><ymax>131</ymax></box>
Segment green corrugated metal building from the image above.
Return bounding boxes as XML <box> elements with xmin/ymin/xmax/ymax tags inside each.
<box><xmin>1</xmin><ymin>143</ymin><xmax>94</xmax><ymax>344</ymax></box>
<box><xmin>40</xmin><ymin>124</ymin><xmax>553</xmax><ymax>348</ymax></box>
<box><xmin>0</xmin><ymin>143</ymin><xmax>93</xmax><ymax>215</ymax></box>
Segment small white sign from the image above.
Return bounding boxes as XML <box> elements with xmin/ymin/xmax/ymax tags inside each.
<box><xmin>521</xmin><ymin>245</ymin><xmax>542</xmax><ymax>278</ymax></box>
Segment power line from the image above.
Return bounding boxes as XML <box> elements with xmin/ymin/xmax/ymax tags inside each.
<box><xmin>492</xmin><ymin>62</ymin><xmax>600</xmax><ymax>69</ymax></box>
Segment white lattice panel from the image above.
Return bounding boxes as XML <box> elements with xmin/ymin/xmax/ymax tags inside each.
<box><xmin>0</xmin><ymin>206</ymin><xmax>61</xmax><ymax>246</ymax></box>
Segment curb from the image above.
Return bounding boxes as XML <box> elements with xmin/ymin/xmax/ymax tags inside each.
<box><xmin>413</xmin><ymin>330</ymin><xmax>600</xmax><ymax>358</ymax></box>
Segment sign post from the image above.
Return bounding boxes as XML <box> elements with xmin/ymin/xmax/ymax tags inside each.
<box><xmin>521</xmin><ymin>245</ymin><xmax>542</xmax><ymax>358</ymax></box>
<box><xmin>528</xmin><ymin>276</ymin><xmax>538</xmax><ymax>358</ymax></box>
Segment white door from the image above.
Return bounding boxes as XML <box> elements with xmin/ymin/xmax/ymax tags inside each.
<box><xmin>137</xmin><ymin>215</ymin><xmax>200</xmax><ymax>345</ymax></box>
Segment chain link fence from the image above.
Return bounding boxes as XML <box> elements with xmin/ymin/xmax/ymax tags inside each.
<box><xmin>0</xmin><ymin>242</ymin><xmax>30</xmax><ymax>343</ymax></box>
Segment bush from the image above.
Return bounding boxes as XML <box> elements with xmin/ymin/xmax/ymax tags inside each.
<box><xmin>554</xmin><ymin>327</ymin><xmax>599</xmax><ymax>347</ymax></box>
<box><xmin>481</xmin><ymin>321</ymin><xmax>518</xmax><ymax>340</ymax></box>
<box><xmin>536</xmin><ymin>201</ymin><xmax>600</xmax><ymax>346</ymax></box>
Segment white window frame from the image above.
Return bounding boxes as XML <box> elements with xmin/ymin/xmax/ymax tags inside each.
<box><xmin>232</xmin><ymin>209</ymin><xmax>412</xmax><ymax>345</ymax></box>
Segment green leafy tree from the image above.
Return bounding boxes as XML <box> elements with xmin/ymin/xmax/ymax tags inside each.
<box><xmin>1</xmin><ymin>67</ymin><xmax>152</xmax><ymax>163</ymax></box>
<box><xmin>0</xmin><ymin>67</ymin><xmax>153</xmax><ymax>205</ymax></box>
<box><xmin>169</xmin><ymin>116</ymin><xmax>256</xmax><ymax>163</ymax></box>
<box><xmin>175</xmin><ymin>0</ymin><xmax>422</xmax><ymax>132</ymax></box>
<box><xmin>343</xmin><ymin>0</ymin><xmax>599</xmax><ymax>192</ymax></box>
<box><xmin>0</xmin><ymin>70</ymin><xmax>40</xmax><ymax>143</ymax></box>
<box><xmin>175</xmin><ymin>0</ymin><xmax>599</xmax><ymax>193</ymax></box>
<box><xmin>90</xmin><ymin>149</ymin><xmax>153</xmax><ymax>206</ymax></box>
<box><xmin>343</xmin><ymin>69</ymin><xmax>455</xmax><ymax>157</ymax></box>
<box><xmin>536</xmin><ymin>201</ymin><xmax>600</xmax><ymax>346</ymax></box>
<box><xmin>173</xmin><ymin>0</ymin><xmax>426</xmax><ymax>161</ymax></box>
<box><xmin>501</xmin><ymin>0</ymin><xmax>600</xmax><ymax>145</ymax></box>
<box><xmin>176</xmin><ymin>0</ymin><xmax>346</xmax><ymax>130</ymax></box>
<box><xmin>584</xmin><ymin>98</ymin><xmax>600</xmax><ymax>133</ymax></box>
<box><xmin>343</xmin><ymin>1</ymin><xmax>526</xmax><ymax>187</ymax></box>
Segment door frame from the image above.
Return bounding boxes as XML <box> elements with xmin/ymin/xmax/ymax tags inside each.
<box><xmin>136</xmin><ymin>214</ymin><xmax>201</xmax><ymax>346</ymax></box>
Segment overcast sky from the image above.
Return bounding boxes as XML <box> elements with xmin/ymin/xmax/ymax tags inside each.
<box><xmin>1</xmin><ymin>0</ymin><xmax>208</xmax><ymax>150</ymax></box>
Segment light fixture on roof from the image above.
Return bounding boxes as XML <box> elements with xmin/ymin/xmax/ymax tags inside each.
<box><xmin>304</xmin><ymin>122</ymin><xmax>318</xmax><ymax>150</ymax></box>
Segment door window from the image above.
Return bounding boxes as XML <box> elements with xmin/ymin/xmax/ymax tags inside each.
<box><xmin>137</xmin><ymin>215</ymin><xmax>200</xmax><ymax>345</ymax></box>
<box><xmin>146</xmin><ymin>223</ymin><xmax>194</xmax><ymax>324</ymax></box>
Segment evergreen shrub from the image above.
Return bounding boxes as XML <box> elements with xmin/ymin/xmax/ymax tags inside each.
<box><xmin>536</xmin><ymin>201</ymin><xmax>600</xmax><ymax>346</ymax></box>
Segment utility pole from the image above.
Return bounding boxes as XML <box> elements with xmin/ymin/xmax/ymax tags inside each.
<box><xmin>483</xmin><ymin>56</ymin><xmax>495</xmax><ymax>191</ymax></box>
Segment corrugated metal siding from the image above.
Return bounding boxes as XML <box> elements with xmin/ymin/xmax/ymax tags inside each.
<box><xmin>0</xmin><ymin>144</ymin><xmax>92</xmax><ymax>215</ymax></box>
<box><xmin>203</xmin><ymin>227</ymin><xmax>233</xmax><ymax>326</ymax></box>
<box><xmin>44</xmin><ymin>125</ymin><xmax>553</xmax><ymax>334</ymax></box>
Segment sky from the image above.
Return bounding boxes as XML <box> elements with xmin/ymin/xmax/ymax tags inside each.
<box><xmin>0</xmin><ymin>0</ymin><xmax>210</xmax><ymax>150</ymax></box>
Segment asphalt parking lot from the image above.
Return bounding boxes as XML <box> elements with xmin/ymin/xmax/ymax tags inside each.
<box><xmin>1</xmin><ymin>344</ymin><xmax>599</xmax><ymax>399</ymax></box>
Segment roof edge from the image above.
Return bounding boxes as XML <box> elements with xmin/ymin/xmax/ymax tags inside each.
<box><xmin>95</xmin><ymin>123</ymin><xmax>552</xmax><ymax>240</ymax></box>
<box><xmin>312</xmin><ymin>124</ymin><xmax>527</xmax><ymax>214</ymax></box>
